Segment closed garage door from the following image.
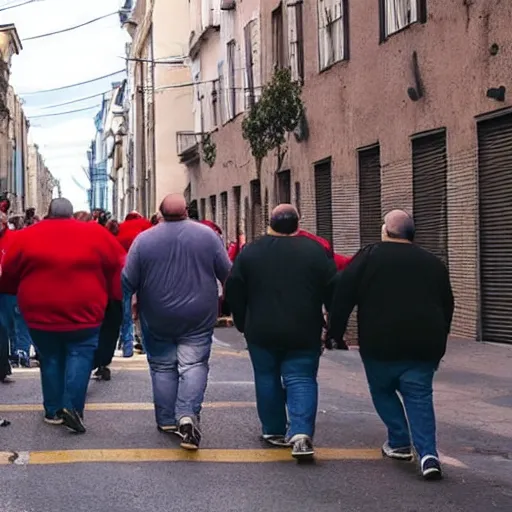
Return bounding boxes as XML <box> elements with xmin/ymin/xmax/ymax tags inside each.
<box><xmin>478</xmin><ymin>113</ymin><xmax>512</xmax><ymax>344</ymax></box>
<box><xmin>314</xmin><ymin>159</ymin><xmax>333</xmax><ymax>244</ymax></box>
<box><xmin>412</xmin><ymin>130</ymin><xmax>448</xmax><ymax>265</ymax></box>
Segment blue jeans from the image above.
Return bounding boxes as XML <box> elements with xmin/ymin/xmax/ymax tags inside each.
<box><xmin>247</xmin><ymin>344</ymin><xmax>321</xmax><ymax>439</ymax></box>
<box><xmin>0</xmin><ymin>294</ymin><xmax>31</xmax><ymax>355</ymax></box>
<box><xmin>143</xmin><ymin>323</ymin><xmax>213</xmax><ymax>427</ymax></box>
<box><xmin>119</xmin><ymin>282</ymin><xmax>134</xmax><ymax>351</ymax></box>
<box><xmin>362</xmin><ymin>359</ymin><xmax>438</xmax><ymax>459</ymax></box>
<box><xmin>30</xmin><ymin>328</ymin><xmax>100</xmax><ymax>416</ymax></box>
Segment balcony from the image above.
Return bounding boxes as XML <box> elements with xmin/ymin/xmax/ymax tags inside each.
<box><xmin>176</xmin><ymin>131</ymin><xmax>200</xmax><ymax>164</ymax></box>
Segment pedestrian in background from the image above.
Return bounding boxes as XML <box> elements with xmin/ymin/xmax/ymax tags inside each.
<box><xmin>329</xmin><ymin>209</ymin><xmax>454</xmax><ymax>480</ymax></box>
<box><xmin>225</xmin><ymin>204</ymin><xmax>336</xmax><ymax>460</ymax></box>
<box><xmin>123</xmin><ymin>194</ymin><xmax>232</xmax><ymax>450</ymax></box>
<box><xmin>0</xmin><ymin>198</ymin><xmax>124</xmax><ymax>433</ymax></box>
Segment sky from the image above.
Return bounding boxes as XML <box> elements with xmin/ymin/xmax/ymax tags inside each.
<box><xmin>0</xmin><ymin>0</ymin><xmax>129</xmax><ymax>210</ymax></box>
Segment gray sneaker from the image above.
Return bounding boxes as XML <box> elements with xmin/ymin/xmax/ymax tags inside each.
<box><xmin>381</xmin><ymin>441</ymin><xmax>413</xmax><ymax>461</ymax></box>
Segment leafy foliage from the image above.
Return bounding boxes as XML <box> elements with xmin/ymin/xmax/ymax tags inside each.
<box><xmin>202</xmin><ymin>133</ymin><xmax>217</xmax><ymax>167</ymax></box>
<box><xmin>242</xmin><ymin>68</ymin><xmax>304</xmax><ymax>163</ymax></box>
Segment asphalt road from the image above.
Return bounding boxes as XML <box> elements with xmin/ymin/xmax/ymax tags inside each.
<box><xmin>0</xmin><ymin>328</ymin><xmax>511</xmax><ymax>512</ymax></box>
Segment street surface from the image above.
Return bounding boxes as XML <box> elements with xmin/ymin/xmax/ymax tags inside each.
<box><xmin>1</xmin><ymin>328</ymin><xmax>511</xmax><ymax>512</ymax></box>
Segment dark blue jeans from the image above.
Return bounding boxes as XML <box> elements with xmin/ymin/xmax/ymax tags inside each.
<box><xmin>362</xmin><ymin>359</ymin><xmax>438</xmax><ymax>459</ymax></box>
<box><xmin>30</xmin><ymin>328</ymin><xmax>100</xmax><ymax>416</ymax></box>
<box><xmin>247</xmin><ymin>344</ymin><xmax>321</xmax><ymax>439</ymax></box>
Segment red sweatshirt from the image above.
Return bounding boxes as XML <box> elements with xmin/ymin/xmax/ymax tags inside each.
<box><xmin>296</xmin><ymin>229</ymin><xmax>352</xmax><ymax>271</ymax></box>
<box><xmin>117</xmin><ymin>217</ymin><xmax>152</xmax><ymax>251</ymax></box>
<box><xmin>0</xmin><ymin>219</ymin><xmax>124</xmax><ymax>331</ymax></box>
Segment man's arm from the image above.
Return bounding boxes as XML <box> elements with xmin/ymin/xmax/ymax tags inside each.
<box><xmin>322</xmin><ymin>256</ymin><xmax>338</xmax><ymax>312</ymax></box>
<box><xmin>224</xmin><ymin>254</ymin><xmax>247</xmax><ymax>333</ymax></box>
<box><xmin>213</xmin><ymin>237</ymin><xmax>232</xmax><ymax>283</ymax></box>
<box><xmin>122</xmin><ymin>237</ymin><xmax>142</xmax><ymax>292</ymax></box>
<box><xmin>328</xmin><ymin>247</ymin><xmax>370</xmax><ymax>341</ymax></box>
<box><xmin>0</xmin><ymin>233</ymin><xmax>23</xmax><ymax>296</ymax></box>
<box><xmin>441</xmin><ymin>264</ymin><xmax>455</xmax><ymax>334</ymax></box>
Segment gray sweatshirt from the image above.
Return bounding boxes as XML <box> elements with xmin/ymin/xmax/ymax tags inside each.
<box><xmin>122</xmin><ymin>219</ymin><xmax>232</xmax><ymax>338</ymax></box>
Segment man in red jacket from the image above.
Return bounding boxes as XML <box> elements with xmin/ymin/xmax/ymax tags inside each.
<box><xmin>0</xmin><ymin>198</ymin><xmax>124</xmax><ymax>433</ymax></box>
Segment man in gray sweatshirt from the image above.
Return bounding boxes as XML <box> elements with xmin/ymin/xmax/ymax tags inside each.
<box><xmin>122</xmin><ymin>193</ymin><xmax>232</xmax><ymax>450</ymax></box>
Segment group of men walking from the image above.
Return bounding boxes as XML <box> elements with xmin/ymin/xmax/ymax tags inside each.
<box><xmin>0</xmin><ymin>194</ymin><xmax>453</xmax><ymax>482</ymax></box>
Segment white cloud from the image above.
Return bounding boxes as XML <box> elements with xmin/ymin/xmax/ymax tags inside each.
<box><xmin>1</xmin><ymin>0</ymin><xmax>128</xmax><ymax>211</ymax></box>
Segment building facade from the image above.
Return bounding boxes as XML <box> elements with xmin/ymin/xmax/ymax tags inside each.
<box><xmin>26</xmin><ymin>143</ymin><xmax>56</xmax><ymax>215</ymax></box>
<box><xmin>183</xmin><ymin>0</ymin><xmax>512</xmax><ymax>344</ymax></box>
<box><xmin>120</xmin><ymin>0</ymin><xmax>194</xmax><ymax>218</ymax></box>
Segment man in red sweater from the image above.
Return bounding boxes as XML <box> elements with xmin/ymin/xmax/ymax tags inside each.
<box><xmin>0</xmin><ymin>198</ymin><xmax>124</xmax><ymax>433</ymax></box>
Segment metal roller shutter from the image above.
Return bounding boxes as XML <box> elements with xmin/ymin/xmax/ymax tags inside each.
<box><xmin>220</xmin><ymin>192</ymin><xmax>228</xmax><ymax>236</ymax></box>
<box><xmin>314</xmin><ymin>160</ymin><xmax>333</xmax><ymax>244</ymax></box>
<box><xmin>233</xmin><ymin>186</ymin><xmax>241</xmax><ymax>239</ymax></box>
<box><xmin>263</xmin><ymin>187</ymin><xmax>269</xmax><ymax>230</ymax></box>
<box><xmin>358</xmin><ymin>145</ymin><xmax>382</xmax><ymax>246</ymax></box>
<box><xmin>478</xmin><ymin>113</ymin><xmax>512</xmax><ymax>344</ymax></box>
<box><xmin>250</xmin><ymin>179</ymin><xmax>262</xmax><ymax>240</ymax></box>
<box><xmin>209</xmin><ymin>195</ymin><xmax>217</xmax><ymax>223</ymax></box>
<box><xmin>412</xmin><ymin>130</ymin><xmax>448</xmax><ymax>264</ymax></box>
<box><xmin>244</xmin><ymin>196</ymin><xmax>251</xmax><ymax>241</ymax></box>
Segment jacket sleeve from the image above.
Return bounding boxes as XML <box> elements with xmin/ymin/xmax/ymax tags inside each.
<box><xmin>441</xmin><ymin>264</ymin><xmax>455</xmax><ymax>334</ymax></box>
<box><xmin>224</xmin><ymin>253</ymin><xmax>247</xmax><ymax>333</ymax></box>
<box><xmin>99</xmin><ymin>228</ymin><xmax>126</xmax><ymax>301</ymax></box>
<box><xmin>0</xmin><ymin>234</ymin><xmax>22</xmax><ymax>296</ymax></box>
<box><xmin>328</xmin><ymin>246</ymin><xmax>371</xmax><ymax>340</ymax></box>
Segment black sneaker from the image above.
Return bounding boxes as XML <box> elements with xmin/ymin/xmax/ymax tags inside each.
<box><xmin>178</xmin><ymin>421</ymin><xmax>201</xmax><ymax>450</ymax></box>
<box><xmin>0</xmin><ymin>418</ymin><xmax>10</xmax><ymax>427</ymax></box>
<box><xmin>44</xmin><ymin>413</ymin><xmax>64</xmax><ymax>425</ymax></box>
<box><xmin>58</xmin><ymin>408</ymin><xmax>86</xmax><ymax>434</ymax></box>
<box><xmin>291</xmin><ymin>435</ymin><xmax>315</xmax><ymax>460</ymax></box>
<box><xmin>158</xmin><ymin>424</ymin><xmax>178</xmax><ymax>434</ymax></box>
<box><xmin>421</xmin><ymin>455</ymin><xmax>443</xmax><ymax>481</ymax></box>
<box><xmin>382</xmin><ymin>441</ymin><xmax>413</xmax><ymax>461</ymax></box>
<box><xmin>94</xmin><ymin>366</ymin><xmax>111</xmax><ymax>381</ymax></box>
<box><xmin>261</xmin><ymin>435</ymin><xmax>291</xmax><ymax>447</ymax></box>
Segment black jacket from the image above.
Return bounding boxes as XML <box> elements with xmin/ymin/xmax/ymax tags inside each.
<box><xmin>225</xmin><ymin>234</ymin><xmax>337</xmax><ymax>350</ymax></box>
<box><xmin>329</xmin><ymin>242</ymin><xmax>454</xmax><ymax>362</ymax></box>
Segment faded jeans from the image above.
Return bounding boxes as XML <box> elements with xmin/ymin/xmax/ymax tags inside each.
<box><xmin>142</xmin><ymin>321</ymin><xmax>213</xmax><ymax>427</ymax></box>
<box><xmin>119</xmin><ymin>281</ymin><xmax>134</xmax><ymax>352</ymax></box>
<box><xmin>362</xmin><ymin>358</ymin><xmax>439</xmax><ymax>459</ymax></box>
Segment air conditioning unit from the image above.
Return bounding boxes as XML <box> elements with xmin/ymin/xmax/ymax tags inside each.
<box><xmin>220</xmin><ymin>0</ymin><xmax>235</xmax><ymax>10</ymax></box>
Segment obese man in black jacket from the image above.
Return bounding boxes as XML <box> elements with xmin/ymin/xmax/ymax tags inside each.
<box><xmin>329</xmin><ymin>209</ymin><xmax>454</xmax><ymax>481</ymax></box>
<box><xmin>225</xmin><ymin>204</ymin><xmax>336</xmax><ymax>460</ymax></box>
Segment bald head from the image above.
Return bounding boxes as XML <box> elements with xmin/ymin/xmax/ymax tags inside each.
<box><xmin>159</xmin><ymin>194</ymin><xmax>188</xmax><ymax>221</ymax></box>
<box><xmin>48</xmin><ymin>198</ymin><xmax>73</xmax><ymax>219</ymax></box>
<box><xmin>382</xmin><ymin>209</ymin><xmax>415</xmax><ymax>242</ymax></box>
<box><xmin>269</xmin><ymin>203</ymin><xmax>299</xmax><ymax>235</ymax></box>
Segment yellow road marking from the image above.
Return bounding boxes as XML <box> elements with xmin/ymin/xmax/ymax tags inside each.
<box><xmin>0</xmin><ymin>401</ymin><xmax>255</xmax><ymax>413</ymax></box>
<box><xmin>0</xmin><ymin>448</ymin><xmax>382</xmax><ymax>466</ymax></box>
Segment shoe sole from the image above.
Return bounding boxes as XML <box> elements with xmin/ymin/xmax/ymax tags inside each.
<box><xmin>180</xmin><ymin>441</ymin><xmax>199</xmax><ymax>450</ymax></box>
<box><xmin>423</xmin><ymin>468</ymin><xmax>443</xmax><ymax>481</ymax></box>
<box><xmin>44</xmin><ymin>418</ymin><xmax>64</xmax><ymax>425</ymax></box>
<box><xmin>382</xmin><ymin>448</ymin><xmax>414</xmax><ymax>461</ymax></box>
<box><xmin>292</xmin><ymin>451</ymin><xmax>315</xmax><ymax>460</ymax></box>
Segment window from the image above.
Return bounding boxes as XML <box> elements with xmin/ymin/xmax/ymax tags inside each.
<box><xmin>209</xmin><ymin>194</ymin><xmax>217</xmax><ymax>222</ymax></box>
<box><xmin>227</xmin><ymin>40</ymin><xmax>237</xmax><ymax>119</ymax></box>
<box><xmin>244</xmin><ymin>20</ymin><xmax>256</xmax><ymax>109</ymax></box>
<box><xmin>317</xmin><ymin>0</ymin><xmax>348</xmax><ymax>71</ymax></box>
<box><xmin>295</xmin><ymin>181</ymin><xmax>301</xmax><ymax>216</ymax></box>
<box><xmin>277</xmin><ymin>170</ymin><xmax>291</xmax><ymax>203</ymax></box>
<box><xmin>211</xmin><ymin>79</ymin><xmax>219</xmax><ymax>128</ymax></box>
<box><xmin>250</xmin><ymin>179</ymin><xmax>262</xmax><ymax>239</ymax></box>
<box><xmin>380</xmin><ymin>0</ymin><xmax>426</xmax><ymax>40</ymax></box>
<box><xmin>314</xmin><ymin>159</ymin><xmax>333</xmax><ymax>244</ymax></box>
<box><xmin>233</xmin><ymin>185</ymin><xmax>241</xmax><ymax>237</ymax></box>
<box><xmin>220</xmin><ymin>191</ymin><xmax>228</xmax><ymax>236</ymax></box>
<box><xmin>200</xmin><ymin>198</ymin><xmax>206</xmax><ymax>220</ymax></box>
<box><xmin>288</xmin><ymin>0</ymin><xmax>304</xmax><ymax>82</ymax></box>
<box><xmin>272</xmin><ymin>3</ymin><xmax>285</xmax><ymax>69</ymax></box>
<box><xmin>217</xmin><ymin>61</ymin><xmax>225</xmax><ymax>124</ymax></box>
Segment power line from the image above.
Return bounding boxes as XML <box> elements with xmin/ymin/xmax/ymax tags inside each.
<box><xmin>37</xmin><ymin>91</ymin><xmax>109</xmax><ymax>109</ymax></box>
<box><xmin>0</xmin><ymin>0</ymin><xmax>41</xmax><ymax>12</ymax></box>
<box><xmin>19</xmin><ymin>70</ymin><xmax>125</xmax><ymax>95</ymax></box>
<box><xmin>28</xmin><ymin>104</ymin><xmax>101</xmax><ymax>119</ymax></box>
<box><xmin>23</xmin><ymin>11</ymin><xmax>118</xmax><ymax>41</ymax></box>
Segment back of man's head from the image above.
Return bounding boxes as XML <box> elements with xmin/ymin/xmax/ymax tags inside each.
<box><xmin>269</xmin><ymin>204</ymin><xmax>299</xmax><ymax>235</ymax></box>
<box><xmin>382</xmin><ymin>209</ymin><xmax>415</xmax><ymax>242</ymax></box>
<box><xmin>48</xmin><ymin>198</ymin><xmax>74</xmax><ymax>219</ymax></box>
<box><xmin>159</xmin><ymin>194</ymin><xmax>188</xmax><ymax>221</ymax></box>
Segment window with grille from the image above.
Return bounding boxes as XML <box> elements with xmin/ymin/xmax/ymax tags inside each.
<box><xmin>317</xmin><ymin>0</ymin><xmax>349</xmax><ymax>71</ymax></box>
<box><xmin>314</xmin><ymin>159</ymin><xmax>333</xmax><ymax>243</ymax></box>
<box><xmin>379</xmin><ymin>0</ymin><xmax>426</xmax><ymax>40</ymax></box>
<box><xmin>277</xmin><ymin>170</ymin><xmax>291</xmax><ymax>203</ymax></box>
<box><xmin>288</xmin><ymin>0</ymin><xmax>304</xmax><ymax>82</ymax></box>
<box><xmin>209</xmin><ymin>194</ymin><xmax>217</xmax><ymax>223</ymax></box>
<box><xmin>272</xmin><ymin>3</ymin><xmax>285</xmax><ymax>70</ymax></box>
<box><xmin>227</xmin><ymin>41</ymin><xmax>237</xmax><ymax>119</ymax></box>
<box><xmin>220</xmin><ymin>191</ymin><xmax>228</xmax><ymax>236</ymax></box>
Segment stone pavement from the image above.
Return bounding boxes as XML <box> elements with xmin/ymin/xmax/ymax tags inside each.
<box><xmin>0</xmin><ymin>329</ymin><xmax>511</xmax><ymax>512</ymax></box>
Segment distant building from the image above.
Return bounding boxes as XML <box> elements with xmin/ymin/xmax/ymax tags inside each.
<box><xmin>26</xmin><ymin>142</ymin><xmax>57</xmax><ymax>215</ymax></box>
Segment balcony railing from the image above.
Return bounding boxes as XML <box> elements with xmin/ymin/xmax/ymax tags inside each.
<box><xmin>176</xmin><ymin>131</ymin><xmax>200</xmax><ymax>164</ymax></box>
